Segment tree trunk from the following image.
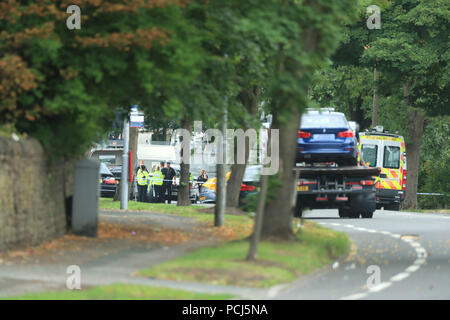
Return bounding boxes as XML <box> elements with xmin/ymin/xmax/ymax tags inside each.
<box><xmin>247</xmin><ymin>173</ymin><xmax>268</xmax><ymax>261</ymax></box>
<box><xmin>226</xmin><ymin>86</ymin><xmax>260</xmax><ymax>208</ymax></box>
<box><xmin>260</xmin><ymin>106</ymin><xmax>300</xmax><ymax>241</ymax></box>
<box><xmin>371</xmin><ymin>68</ymin><xmax>379</xmax><ymax>127</ymax></box>
<box><xmin>177</xmin><ymin>118</ymin><xmax>192</xmax><ymax>206</ymax></box>
<box><xmin>226</xmin><ymin>163</ymin><xmax>247</xmax><ymax>208</ymax></box>
<box><xmin>128</xmin><ymin>127</ymin><xmax>139</xmax><ymax>199</ymax></box>
<box><xmin>403</xmin><ymin>81</ymin><xmax>425</xmax><ymax>210</ymax></box>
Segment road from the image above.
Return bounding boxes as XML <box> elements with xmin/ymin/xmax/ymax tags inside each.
<box><xmin>274</xmin><ymin>209</ymin><xmax>450</xmax><ymax>300</ymax></box>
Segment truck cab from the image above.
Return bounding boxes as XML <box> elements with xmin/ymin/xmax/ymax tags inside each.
<box><xmin>358</xmin><ymin>126</ymin><xmax>407</xmax><ymax>211</ymax></box>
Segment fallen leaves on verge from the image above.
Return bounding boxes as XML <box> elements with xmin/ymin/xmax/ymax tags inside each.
<box><xmin>0</xmin><ymin>219</ymin><xmax>253</xmax><ymax>264</ymax></box>
<box><xmin>0</xmin><ymin>222</ymin><xmax>192</xmax><ymax>263</ymax></box>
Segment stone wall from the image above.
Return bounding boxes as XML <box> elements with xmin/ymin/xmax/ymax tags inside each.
<box><xmin>0</xmin><ymin>136</ymin><xmax>73</xmax><ymax>252</ymax></box>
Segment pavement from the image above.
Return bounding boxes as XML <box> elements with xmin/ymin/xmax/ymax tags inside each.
<box><xmin>0</xmin><ymin>208</ymin><xmax>449</xmax><ymax>299</ymax></box>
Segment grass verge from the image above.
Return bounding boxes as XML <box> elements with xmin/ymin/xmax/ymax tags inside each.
<box><xmin>99</xmin><ymin>198</ymin><xmax>254</xmax><ymax>241</ymax></box>
<box><xmin>138</xmin><ymin>220</ymin><xmax>351</xmax><ymax>288</ymax></box>
<box><xmin>4</xmin><ymin>283</ymin><xmax>234</xmax><ymax>300</ymax></box>
<box><xmin>401</xmin><ymin>209</ymin><xmax>449</xmax><ymax>214</ymax></box>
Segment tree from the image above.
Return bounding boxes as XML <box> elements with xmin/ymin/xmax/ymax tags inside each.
<box><xmin>361</xmin><ymin>0</ymin><xmax>450</xmax><ymax>209</ymax></box>
<box><xmin>310</xmin><ymin>65</ymin><xmax>373</xmax><ymax>130</ymax></box>
<box><xmin>0</xmin><ymin>0</ymin><xmax>191</xmax><ymax>159</ymax></box>
<box><xmin>234</xmin><ymin>0</ymin><xmax>358</xmax><ymax>240</ymax></box>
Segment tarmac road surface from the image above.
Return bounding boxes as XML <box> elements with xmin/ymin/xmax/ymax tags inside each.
<box><xmin>274</xmin><ymin>209</ymin><xmax>450</xmax><ymax>300</ymax></box>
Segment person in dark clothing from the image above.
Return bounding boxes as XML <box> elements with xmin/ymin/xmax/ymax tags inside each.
<box><xmin>196</xmin><ymin>169</ymin><xmax>208</xmax><ymax>192</ymax></box>
<box><xmin>161</xmin><ymin>162</ymin><xmax>176</xmax><ymax>204</ymax></box>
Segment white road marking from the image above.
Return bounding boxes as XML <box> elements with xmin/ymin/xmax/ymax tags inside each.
<box><xmin>390</xmin><ymin>272</ymin><xmax>410</xmax><ymax>282</ymax></box>
<box><xmin>335</xmin><ymin>223</ymin><xmax>428</xmax><ymax>300</ymax></box>
<box><xmin>405</xmin><ymin>265</ymin><xmax>420</xmax><ymax>273</ymax></box>
<box><xmin>340</xmin><ymin>292</ymin><xmax>369</xmax><ymax>300</ymax></box>
<box><xmin>369</xmin><ymin>282</ymin><xmax>392</xmax><ymax>293</ymax></box>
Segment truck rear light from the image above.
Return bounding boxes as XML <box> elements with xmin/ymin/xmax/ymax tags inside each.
<box><xmin>298</xmin><ymin>130</ymin><xmax>311</xmax><ymax>138</ymax></box>
<box><xmin>299</xmin><ymin>180</ymin><xmax>317</xmax><ymax>186</ymax></box>
<box><xmin>335</xmin><ymin>196</ymin><xmax>348</xmax><ymax>201</ymax></box>
<box><xmin>316</xmin><ymin>196</ymin><xmax>328</xmax><ymax>202</ymax></box>
<box><xmin>337</xmin><ymin>129</ymin><xmax>354</xmax><ymax>138</ymax></box>
<box><xmin>360</xmin><ymin>180</ymin><xmax>374</xmax><ymax>186</ymax></box>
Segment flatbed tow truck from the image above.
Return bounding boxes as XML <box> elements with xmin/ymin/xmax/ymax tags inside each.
<box><xmin>294</xmin><ymin>164</ymin><xmax>381</xmax><ymax>219</ymax></box>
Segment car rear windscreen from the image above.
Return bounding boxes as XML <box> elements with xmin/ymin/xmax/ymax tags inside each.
<box><xmin>300</xmin><ymin>114</ymin><xmax>348</xmax><ymax>128</ymax></box>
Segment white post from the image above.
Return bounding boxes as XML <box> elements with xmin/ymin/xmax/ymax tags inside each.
<box><xmin>120</xmin><ymin>118</ymin><xmax>129</xmax><ymax>210</ymax></box>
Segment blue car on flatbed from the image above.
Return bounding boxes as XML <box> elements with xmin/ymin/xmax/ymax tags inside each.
<box><xmin>296</xmin><ymin>110</ymin><xmax>358</xmax><ymax>166</ymax></box>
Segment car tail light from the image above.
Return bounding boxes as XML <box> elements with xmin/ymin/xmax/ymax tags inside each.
<box><xmin>337</xmin><ymin>129</ymin><xmax>354</xmax><ymax>138</ymax></box>
<box><xmin>298</xmin><ymin>130</ymin><xmax>311</xmax><ymax>138</ymax></box>
<box><xmin>104</xmin><ymin>178</ymin><xmax>116</xmax><ymax>184</ymax></box>
<box><xmin>240</xmin><ymin>184</ymin><xmax>256</xmax><ymax>192</ymax></box>
<box><xmin>402</xmin><ymin>169</ymin><xmax>407</xmax><ymax>190</ymax></box>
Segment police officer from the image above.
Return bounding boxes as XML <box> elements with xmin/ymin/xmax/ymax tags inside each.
<box><xmin>189</xmin><ymin>172</ymin><xmax>194</xmax><ymax>190</ymax></box>
<box><xmin>151</xmin><ymin>165</ymin><xmax>164</xmax><ymax>202</ymax></box>
<box><xmin>136</xmin><ymin>164</ymin><xmax>149</xmax><ymax>202</ymax></box>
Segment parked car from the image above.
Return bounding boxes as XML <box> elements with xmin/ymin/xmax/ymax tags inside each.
<box><xmin>199</xmin><ymin>166</ymin><xmax>262</xmax><ymax>205</ymax></box>
<box><xmin>296</xmin><ymin>110</ymin><xmax>358</xmax><ymax>166</ymax></box>
<box><xmin>170</xmin><ymin>168</ymin><xmax>200</xmax><ymax>203</ymax></box>
<box><xmin>199</xmin><ymin>172</ymin><xmax>231</xmax><ymax>203</ymax></box>
<box><xmin>99</xmin><ymin>162</ymin><xmax>117</xmax><ymax>197</ymax></box>
<box><xmin>239</xmin><ymin>165</ymin><xmax>261</xmax><ymax>206</ymax></box>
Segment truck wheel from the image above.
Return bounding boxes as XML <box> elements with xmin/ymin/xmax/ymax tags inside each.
<box><xmin>294</xmin><ymin>195</ymin><xmax>303</xmax><ymax>218</ymax></box>
<box><xmin>350</xmin><ymin>192</ymin><xmax>376</xmax><ymax>219</ymax></box>
<box><xmin>361</xmin><ymin>212</ymin><xmax>374</xmax><ymax>218</ymax></box>
<box><xmin>338</xmin><ymin>208</ymin><xmax>351</xmax><ymax>218</ymax></box>
<box><xmin>349</xmin><ymin>212</ymin><xmax>361</xmax><ymax>219</ymax></box>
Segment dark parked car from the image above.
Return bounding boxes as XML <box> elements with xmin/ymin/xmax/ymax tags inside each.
<box><xmin>99</xmin><ymin>162</ymin><xmax>117</xmax><ymax>197</ymax></box>
<box><xmin>296</xmin><ymin>110</ymin><xmax>358</xmax><ymax>166</ymax></box>
<box><xmin>239</xmin><ymin>165</ymin><xmax>261</xmax><ymax>206</ymax></box>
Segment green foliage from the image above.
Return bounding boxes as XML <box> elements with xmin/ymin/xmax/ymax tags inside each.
<box><xmin>418</xmin><ymin>116</ymin><xmax>450</xmax><ymax>208</ymax></box>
